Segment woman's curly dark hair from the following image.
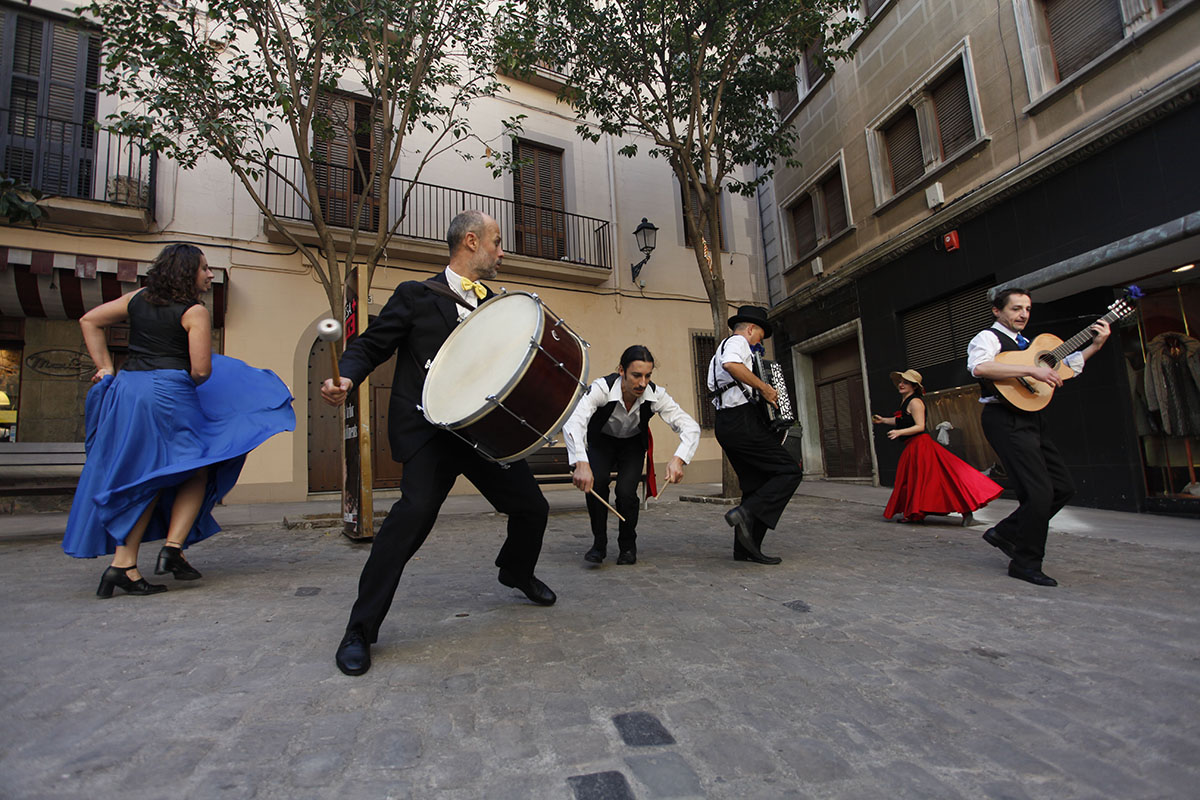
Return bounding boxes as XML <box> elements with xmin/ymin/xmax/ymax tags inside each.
<box><xmin>143</xmin><ymin>244</ymin><xmax>206</xmax><ymax>305</ymax></box>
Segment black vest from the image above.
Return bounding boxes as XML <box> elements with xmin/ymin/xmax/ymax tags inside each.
<box><xmin>587</xmin><ymin>373</ymin><xmax>656</xmax><ymax>447</ymax></box>
<box><xmin>977</xmin><ymin>328</ymin><xmax>1021</xmax><ymax>399</ymax></box>
<box><xmin>123</xmin><ymin>292</ymin><xmax>197</xmax><ymax>372</ymax></box>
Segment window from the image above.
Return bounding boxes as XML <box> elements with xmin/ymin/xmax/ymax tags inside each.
<box><xmin>691</xmin><ymin>333</ymin><xmax>717</xmax><ymax>429</ymax></box>
<box><xmin>313</xmin><ymin>93</ymin><xmax>382</xmax><ymax>231</ymax></box>
<box><xmin>900</xmin><ymin>284</ymin><xmax>993</xmax><ymax>370</ymax></box>
<box><xmin>866</xmin><ymin>47</ymin><xmax>984</xmax><ymax>206</ymax></box>
<box><xmin>513</xmin><ymin>139</ymin><xmax>566</xmax><ymax>260</ymax></box>
<box><xmin>1012</xmin><ymin>0</ymin><xmax>1177</xmax><ymax>104</ymax></box>
<box><xmin>785</xmin><ymin>160</ymin><xmax>851</xmax><ymax>262</ymax></box>
<box><xmin>682</xmin><ymin>185</ymin><xmax>726</xmax><ymax>251</ymax></box>
<box><xmin>0</xmin><ymin>9</ymin><xmax>101</xmax><ymax>197</ymax></box>
<box><xmin>863</xmin><ymin>0</ymin><xmax>889</xmax><ymax>17</ymax></box>
<box><xmin>773</xmin><ymin>40</ymin><xmax>826</xmax><ymax>117</ymax></box>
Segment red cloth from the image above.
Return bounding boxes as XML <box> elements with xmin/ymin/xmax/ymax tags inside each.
<box><xmin>645</xmin><ymin>428</ymin><xmax>658</xmax><ymax>498</ymax></box>
<box><xmin>884</xmin><ymin>433</ymin><xmax>1002</xmax><ymax>520</ymax></box>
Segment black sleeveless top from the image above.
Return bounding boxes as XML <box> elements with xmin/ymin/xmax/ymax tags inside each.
<box><xmin>896</xmin><ymin>395</ymin><xmax>919</xmax><ymax>435</ymax></box>
<box><xmin>122</xmin><ymin>291</ymin><xmax>198</xmax><ymax>372</ymax></box>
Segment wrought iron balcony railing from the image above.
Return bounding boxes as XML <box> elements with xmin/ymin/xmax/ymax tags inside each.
<box><xmin>264</xmin><ymin>153</ymin><xmax>611</xmax><ymax>271</ymax></box>
<box><xmin>0</xmin><ymin>109</ymin><xmax>156</xmax><ymax>215</ymax></box>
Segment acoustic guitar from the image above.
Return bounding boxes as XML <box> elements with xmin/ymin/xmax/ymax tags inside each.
<box><xmin>993</xmin><ymin>290</ymin><xmax>1139</xmax><ymax>412</ymax></box>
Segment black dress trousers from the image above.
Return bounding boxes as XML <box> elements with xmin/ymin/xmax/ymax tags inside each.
<box><xmin>981</xmin><ymin>403</ymin><xmax>1075</xmax><ymax>569</ymax></box>
<box><xmin>346</xmin><ymin>431</ymin><xmax>549</xmax><ymax>643</ymax></box>
<box><xmin>584</xmin><ymin>431</ymin><xmax>646</xmax><ymax>552</ymax></box>
<box><xmin>714</xmin><ymin>403</ymin><xmax>803</xmax><ymax>535</ymax></box>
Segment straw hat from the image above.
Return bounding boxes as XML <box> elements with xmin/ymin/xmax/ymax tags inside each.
<box><xmin>889</xmin><ymin>369</ymin><xmax>924</xmax><ymax>392</ymax></box>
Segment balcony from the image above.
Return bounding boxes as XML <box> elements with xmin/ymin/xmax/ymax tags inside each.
<box><xmin>0</xmin><ymin>109</ymin><xmax>156</xmax><ymax>231</ymax></box>
<box><xmin>264</xmin><ymin>153</ymin><xmax>613</xmax><ymax>285</ymax></box>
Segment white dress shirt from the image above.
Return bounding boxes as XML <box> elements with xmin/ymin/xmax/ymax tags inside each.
<box><xmin>707</xmin><ymin>334</ymin><xmax>753</xmax><ymax>409</ymax></box>
<box><xmin>967</xmin><ymin>322</ymin><xmax>1084</xmax><ymax>404</ymax></box>
<box><xmin>444</xmin><ymin>266</ymin><xmax>479</xmax><ymax>320</ymax></box>
<box><xmin>562</xmin><ymin>376</ymin><xmax>701</xmax><ymax>466</ymax></box>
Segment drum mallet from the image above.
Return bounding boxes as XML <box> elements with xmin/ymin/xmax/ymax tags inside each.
<box><xmin>588</xmin><ymin>489</ymin><xmax>626</xmax><ymax>523</ymax></box>
<box><xmin>317</xmin><ymin>318</ymin><xmax>343</xmax><ymax>384</ymax></box>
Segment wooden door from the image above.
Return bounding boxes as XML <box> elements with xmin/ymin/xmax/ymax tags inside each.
<box><xmin>513</xmin><ymin>140</ymin><xmax>565</xmax><ymax>260</ymax></box>
<box><xmin>813</xmin><ymin>340</ymin><xmax>871</xmax><ymax>479</ymax></box>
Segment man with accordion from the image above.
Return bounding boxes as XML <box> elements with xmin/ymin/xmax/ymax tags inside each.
<box><xmin>707</xmin><ymin>306</ymin><xmax>804</xmax><ymax>564</ymax></box>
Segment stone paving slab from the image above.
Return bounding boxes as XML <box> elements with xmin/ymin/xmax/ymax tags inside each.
<box><xmin>0</xmin><ymin>494</ymin><xmax>1197</xmax><ymax>799</ymax></box>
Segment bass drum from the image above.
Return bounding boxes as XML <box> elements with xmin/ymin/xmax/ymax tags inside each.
<box><xmin>421</xmin><ymin>291</ymin><xmax>589</xmax><ymax>464</ymax></box>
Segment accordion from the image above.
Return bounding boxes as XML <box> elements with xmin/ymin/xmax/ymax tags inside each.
<box><xmin>754</xmin><ymin>353</ymin><xmax>796</xmax><ymax>433</ymax></box>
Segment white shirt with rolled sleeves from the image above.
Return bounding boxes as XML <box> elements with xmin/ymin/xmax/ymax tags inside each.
<box><xmin>562</xmin><ymin>377</ymin><xmax>701</xmax><ymax>467</ymax></box>
<box><xmin>967</xmin><ymin>322</ymin><xmax>1084</xmax><ymax>404</ymax></box>
<box><xmin>707</xmin><ymin>334</ymin><xmax>753</xmax><ymax>409</ymax></box>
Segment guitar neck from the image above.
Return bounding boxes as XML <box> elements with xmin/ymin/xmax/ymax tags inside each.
<box><xmin>1048</xmin><ymin>308</ymin><xmax>1119</xmax><ymax>362</ymax></box>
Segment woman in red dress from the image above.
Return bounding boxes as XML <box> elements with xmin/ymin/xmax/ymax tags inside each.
<box><xmin>872</xmin><ymin>369</ymin><xmax>1002</xmax><ymax>525</ymax></box>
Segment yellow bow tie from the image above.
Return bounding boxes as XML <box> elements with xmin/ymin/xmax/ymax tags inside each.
<box><xmin>460</xmin><ymin>276</ymin><xmax>486</xmax><ymax>300</ymax></box>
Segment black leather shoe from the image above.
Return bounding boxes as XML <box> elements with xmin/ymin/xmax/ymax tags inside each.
<box><xmin>983</xmin><ymin>528</ymin><xmax>1017</xmax><ymax>560</ymax></box>
<box><xmin>584</xmin><ymin>546</ymin><xmax>605</xmax><ymax>563</ymax></box>
<box><xmin>725</xmin><ymin>506</ymin><xmax>769</xmax><ymax>561</ymax></box>
<box><xmin>96</xmin><ymin>566</ymin><xmax>168</xmax><ymax>598</ymax></box>
<box><xmin>498</xmin><ymin>570</ymin><xmax>557</xmax><ymax>605</ymax></box>
<box><xmin>1008</xmin><ymin>564</ymin><xmax>1058</xmax><ymax>587</ymax></box>
<box><xmin>734</xmin><ymin>551</ymin><xmax>783</xmax><ymax>565</ymax></box>
<box><xmin>335</xmin><ymin>629</ymin><xmax>371</xmax><ymax>676</ymax></box>
<box><xmin>616</xmin><ymin>550</ymin><xmax>636</xmax><ymax>565</ymax></box>
<box><xmin>155</xmin><ymin>545</ymin><xmax>202</xmax><ymax>580</ymax></box>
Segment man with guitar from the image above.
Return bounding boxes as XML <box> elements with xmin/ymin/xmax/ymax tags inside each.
<box><xmin>966</xmin><ymin>288</ymin><xmax>1111</xmax><ymax>587</ymax></box>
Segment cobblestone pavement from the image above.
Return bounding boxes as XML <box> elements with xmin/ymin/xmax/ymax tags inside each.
<box><xmin>1</xmin><ymin>490</ymin><xmax>1198</xmax><ymax>799</ymax></box>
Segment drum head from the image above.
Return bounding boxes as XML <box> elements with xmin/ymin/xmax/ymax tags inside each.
<box><xmin>423</xmin><ymin>292</ymin><xmax>544</xmax><ymax>427</ymax></box>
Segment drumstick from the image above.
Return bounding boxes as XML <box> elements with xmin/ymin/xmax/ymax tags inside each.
<box><xmin>588</xmin><ymin>489</ymin><xmax>626</xmax><ymax>522</ymax></box>
<box><xmin>317</xmin><ymin>319</ymin><xmax>343</xmax><ymax>384</ymax></box>
<box><xmin>654</xmin><ymin>481</ymin><xmax>671</xmax><ymax>502</ymax></box>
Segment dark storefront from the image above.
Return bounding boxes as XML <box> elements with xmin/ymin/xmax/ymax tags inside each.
<box><xmin>775</xmin><ymin>96</ymin><xmax>1200</xmax><ymax>514</ymax></box>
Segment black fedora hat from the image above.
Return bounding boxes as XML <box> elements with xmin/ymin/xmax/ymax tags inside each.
<box><xmin>727</xmin><ymin>305</ymin><xmax>773</xmax><ymax>339</ymax></box>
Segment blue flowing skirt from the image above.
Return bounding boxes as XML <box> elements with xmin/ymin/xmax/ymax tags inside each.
<box><xmin>62</xmin><ymin>354</ymin><xmax>296</xmax><ymax>558</ymax></box>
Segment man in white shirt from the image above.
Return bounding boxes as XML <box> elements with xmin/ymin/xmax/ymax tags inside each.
<box><xmin>707</xmin><ymin>306</ymin><xmax>803</xmax><ymax>564</ymax></box>
<box><xmin>564</xmin><ymin>345</ymin><xmax>701</xmax><ymax>564</ymax></box>
<box><xmin>966</xmin><ymin>287</ymin><xmax>1110</xmax><ymax>587</ymax></box>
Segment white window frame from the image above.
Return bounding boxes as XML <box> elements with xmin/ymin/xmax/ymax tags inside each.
<box><xmin>779</xmin><ymin>150</ymin><xmax>853</xmax><ymax>267</ymax></box>
<box><xmin>864</xmin><ymin>39</ymin><xmax>986</xmax><ymax>210</ymax></box>
<box><xmin>1011</xmin><ymin>0</ymin><xmax>1185</xmax><ymax>110</ymax></box>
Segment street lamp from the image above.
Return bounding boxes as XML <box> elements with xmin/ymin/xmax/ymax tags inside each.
<box><xmin>630</xmin><ymin>217</ymin><xmax>659</xmax><ymax>283</ymax></box>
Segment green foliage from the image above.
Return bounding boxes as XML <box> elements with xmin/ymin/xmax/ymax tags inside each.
<box><xmin>77</xmin><ymin>0</ymin><xmax>535</xmax><ymax>313</ymax></box>
<box><xmin>0</xmin><ymin>174</ymin><xmax>45</xmax><ymax>227</ymax></box>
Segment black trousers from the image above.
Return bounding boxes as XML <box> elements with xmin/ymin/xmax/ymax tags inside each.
<box><xmin>346</xmin><ymin>431</ymin><xmax>549</xmax><ymax>643</ymax></box>
<box><xmin>585</xmin><ymin>432</ymin><xmax>645</xmax><ymax>553</ymax></box>
<box><xmin>715</xmin><ymin>404</ymin><xmax>803</xmax><ymax>553</ymax></box>
<box><xmin>981</xmin><ymin>403</ymin><xmax>1074</xmax><ymax>570</ymax></box>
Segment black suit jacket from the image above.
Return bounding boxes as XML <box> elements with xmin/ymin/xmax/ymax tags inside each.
<box><xmin>338</xmin><ymin>272</ymin><xmax>494</xmax><ymax>463</ymax></box>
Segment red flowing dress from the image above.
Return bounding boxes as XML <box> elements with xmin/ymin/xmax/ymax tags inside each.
<box><xmin>883</xmin><ymin>396</ymin><xmax>1002</xmax><ymax>521</ymax></box>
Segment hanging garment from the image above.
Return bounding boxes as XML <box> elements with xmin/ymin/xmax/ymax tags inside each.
<box><xmin>1144</xmin><ymin>332</ymin><xmax>1200</xmax><ymax>437</ymax></box>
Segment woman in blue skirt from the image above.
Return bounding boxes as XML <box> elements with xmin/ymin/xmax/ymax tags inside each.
<box><xmin>63</xmin><ymin>244</ymin><xmax>294</xmax><ymax>597</ymax></box>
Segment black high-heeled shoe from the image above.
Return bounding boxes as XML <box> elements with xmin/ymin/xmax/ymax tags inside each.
<box><xmin>155</xmin><ymin>545</ymin><xmax>202</xmax><ymax>580</ymax></box>
<box><xmin>96</xmin><ymin>566</ymin><xmax>168</xmax><ymax>598</ymax></box>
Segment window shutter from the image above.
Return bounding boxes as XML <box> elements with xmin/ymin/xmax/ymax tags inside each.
<box><xmin>883</xmin><ymin>106</ymin><xmax>924</xmax><ymax>193</ymax></box>
<box><xmin>1044</xmin><ymin>0</ymin><xmax>1124</xmax><ymax>82</ymax></box>
<box><xmin>931</xmin><ymin>61</ymin><xmax>974</xmax><ymax>158</ymax></box>
<box><xmin>791</xmin><ymin>193</ymin><xmax>817</xmax><ymax>257</ymax></box>
<box><xmin>513</xmin><ymin>140</ymin><xmax>565</xmax><ymax>260</ymax></box>
<box><xmin>313</xmin><ymin>93</ymin><xmax>352</xmax><ymax>227</ymax></box>
<box><xmin>803</xmin><ymin>41</ymin><xmax>823</xmax><ymax>90</ymax></box>
<box><xmin>691</xmin><ymin>333</ymin><xmax>716</xmax><ymax>429</ymax></box>
<box><xmin>821</xmin><ymin>169</ymin><xmax>847</xmax><ymax>237</ymax></box>
<box><xmin>901</xmin><ymin>284</ymin><xmax>992</xmax><ymax>370</ymax></box>
<box><xmin>683</xmin><ymin>186</ymin><xmax>726</xmax><ymax>250</ymax></box>
<box><xmin>775</xmin><ymin>85</ymin><xmax>799</xmax><ymax>115</ymax></box>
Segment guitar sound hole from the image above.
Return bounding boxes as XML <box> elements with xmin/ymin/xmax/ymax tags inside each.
<box><xmin>1037</xmin><ymin>354</ymin><xmax>1059</xmax><ymax>369</ymax></box>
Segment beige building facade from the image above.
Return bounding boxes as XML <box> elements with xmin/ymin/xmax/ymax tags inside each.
<box><xmin>0</xmin><ymin>0</ymin><xmax>768</xmax><ymax>506</ymax></box>
<box><xmin>763</xmin><ymin>0</ymin><xmax>1200</xmax><ymax>512</ymax></box>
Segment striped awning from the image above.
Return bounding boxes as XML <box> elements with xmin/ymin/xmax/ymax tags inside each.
<box><xmin>0</xmin><ymin>247</ymin><xmax>226</xmax><ymax>327</ymax></box>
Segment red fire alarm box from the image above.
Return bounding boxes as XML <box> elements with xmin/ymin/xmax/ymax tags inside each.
<box><xmin>942</xmin><ymin>231</ymin><xmax>960</xmax><ymax>251</ymax></box>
